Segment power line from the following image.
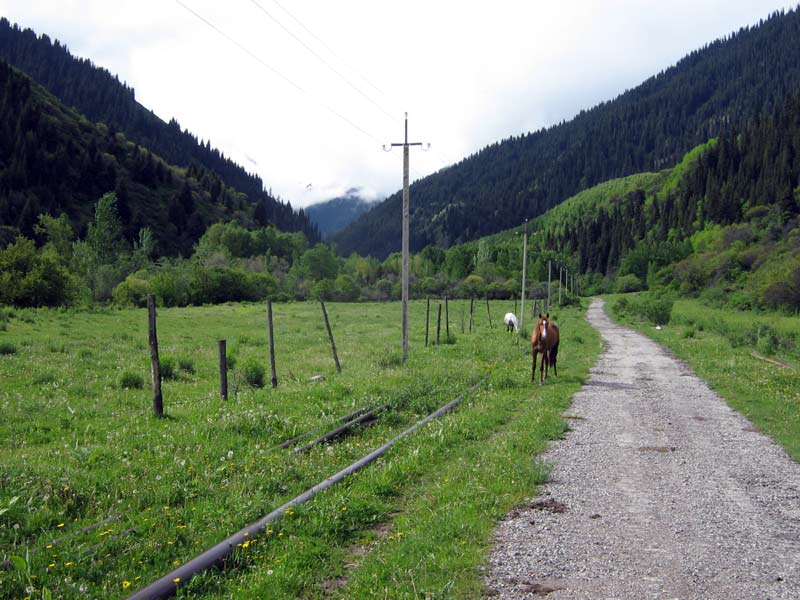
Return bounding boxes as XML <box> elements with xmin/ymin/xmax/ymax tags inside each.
<box><xmin>249</xmin><ymin>0</ymin><xmax>401</xmax><ymax>126</ymax></box>
<box><xmin>173</xmin><ymin>0</ymin><xmax>381</xmax><ymax>144</ymax></box>
<box><xmin>269</xmin><ymin>0</ymin><xmax>390</xmax><ymax>100</ymax></box>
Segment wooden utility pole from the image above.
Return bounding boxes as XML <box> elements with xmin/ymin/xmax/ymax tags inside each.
<box><xmin>385</xmin><ymin>113</ymin><xmax>428</xmax><ymax>362</ymax></box>
<box><xmin>519</xmin><ymin>220</ymin><xmax>528</xmax><ymax>338</ymax></box>
<box><xmin>147</xmin><ymin>294</ymin><xmax>163</xmax><ymax>417</ymax></box>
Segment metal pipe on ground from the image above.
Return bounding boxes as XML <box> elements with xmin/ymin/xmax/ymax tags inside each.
<box><xmin>275</xmin><ymin>404</ymin><xmax>374</xmax><ymax>450</ymax></box>
<box><xmin>291</xmin><ymin>405</ymin><xmax>390</xmax><ymax>454</ymax></box>
<box><xmin>126</xmin><ymin>379</ymin><xmax>485</xmax><ymax>600</ymax></box>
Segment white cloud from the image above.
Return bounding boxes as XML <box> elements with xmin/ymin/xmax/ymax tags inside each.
<box><xmin>0</xmin><ymin>0</ymin><xmax>796</xmax><ymax>207</ymax></box>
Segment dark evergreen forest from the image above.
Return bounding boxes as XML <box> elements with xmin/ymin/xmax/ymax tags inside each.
<box><xmin>0</xmin><ymin>17</ymin><xmax>318</xmax><ymax>244</ymax></box>
<box><xmin>0</xmin><ymin>60</ymin><xmax>314</xmax><ymax>255</ymax></box>
<box><xmin>335</xmin><ymin>7</ymin><xmax>800</xmax><ymax>259</ymax></box>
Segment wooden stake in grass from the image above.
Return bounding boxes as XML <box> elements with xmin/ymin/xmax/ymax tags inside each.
<box><xmin>469</xmin><ymin>297</ymin><xmax>474</xmax><ymax>333</ymax></box>
<box><xmin>436</xmin><ymin>303</ymin><xmax>442</xmax><ymax>345</ymax></box>
<box><xmin>461</xmin><ymin>305</ymin><xmax>465</xmax><ymax>334</ymax></box>
<box><xmin>218</xmin><ymin>339</ymin><xmax>228</xmax><ymax>401</ymax></box>
<box><xmin>425</xmin><ymin>297</ymin><xmax>430</xmax><ymax>348</ymax></box>
<box><xmin>267</xmin><ymin>299</ymin><xmax>278</xmax><ymax>388</ymax></box>
<box><xmin>147</xmin><ymin>294</ymin><xmax>163</xmax><ymax>417</ymax></box>
<box><xmin>445</xmin><ymin>295</ymin><xmax>450</xmax><ymax>340</ymax></box>
<box><xmin>486</xmin><ymin>297</ymin><xmax>493</xmax><ymax>328</ymax></box>
<box><xmin>320</xmin><ymin>299</ymin><xmax>342</xmax><ymax>373</ymax></box>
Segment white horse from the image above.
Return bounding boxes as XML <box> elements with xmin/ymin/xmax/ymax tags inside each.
<box><xmin>503</xmin><ymin>312</ymin><xmax>519</xmax><ymax>333</ymax></box>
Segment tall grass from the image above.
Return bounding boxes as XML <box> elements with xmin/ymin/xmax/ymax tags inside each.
<box><xmin>0</xmin><ymin>299</ymin><xmax>601</xmax><ymax>599</ymax></box>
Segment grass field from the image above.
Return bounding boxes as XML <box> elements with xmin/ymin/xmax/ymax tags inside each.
<box><xmin>607</xmin><ymin>295</ymin><xmax>800</xmax><ymax>462</ymax></box>
<box><xmin>0</xmin><ymin>299</ymin><xmax>601</xmax><ymax>599</ymax></box>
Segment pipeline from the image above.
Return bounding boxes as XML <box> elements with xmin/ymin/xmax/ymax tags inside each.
<box><xmin>126</xmin><ymin>379</ymin><xmax>484</xmax><ymax>600</ymax></box>
<box><xmin>291</xmin><ymin>404</ymin><xmax>390</xmax><ymax>454</ymax></box>
<box><xmin>275</xmin><ymin>403</ymin><xmax>374</xmax><ymax>450</ymax></box>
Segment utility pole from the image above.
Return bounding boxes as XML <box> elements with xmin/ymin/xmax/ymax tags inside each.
<box><xmin>519</xmin><ymin>220</ymin><xmax>528</xmax><ymax>340</ymax></box>
<box><xmin>385</xmin><ymin>113</ymin><xmax>428</xmax><ymax>362</ymax></box>
<box><xmin>547</xmin><ymin>260</ymin><xmax>552</xmax><ymax>312</ymax></box>
<box><xmin>558</xmin><ymin>264</ymin><xmax>563</xmax><ymax>305</ymax></box>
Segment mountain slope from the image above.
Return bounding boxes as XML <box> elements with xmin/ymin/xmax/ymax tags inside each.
<box><xmin>335</xmin><ymin>7</ymin><xmax>800</xmax><ymax>259</ymax></box>
<box><xmin>306</xmin><ymin>191</ymin><xmax>377</xmax><ymax>239</ymax></box>
<box><xmin>0</xmin><ymin>60</ymin><xmax>276</xmax><ymax>256</ymax></box>
<box><xmin>0</xmin><ymin>17</ymin><xmax>318</xmax><ymax>242</ymax></box>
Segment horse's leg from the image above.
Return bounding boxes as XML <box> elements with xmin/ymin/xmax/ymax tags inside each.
<box><xmin>542</xmin><ymin>349</ymin><xmax>549</xmax><ymax>381</ymax></box>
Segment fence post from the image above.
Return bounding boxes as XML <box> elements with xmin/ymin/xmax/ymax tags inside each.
<box><xmin>218</xmin><ymin>340</ymin><xmax>228</xmax><ymax>401</ymax></box>
<box><xmin>485</xmin><ymin>297</ymin><xmax>493</xmax><ymax>328</ymax></box>
<box><xmin>320</xmin><ymin>299</ymin><xmax>342</xmax><ymax>373</ymax></box>
<box><xmin>469</xmin><ymin>298</ymin><xmax>474</xmax><ymax>333</ymax></box>
<box><xmin>147</xmin><ymin>294</ymin><xmax>163</xmax><ymax>417</ymax></box>
<box><xmin>267</xmin><ymin>300</ymin><xmax>278</xmax><ymax>388</ymax></box>
<box><xmin>444</xmin><ymin>296</ymin><xmax>450</xmax><ymax>343</ymax></box>
<box><xmin>436</xmin><ymin>303</ymin><xmax>442</xmax><ymax>345</ymax></box>
<box><xmin>425</xmin><ymin>297</ymin><xmax>430</xmax><ymax>348</ymax></box>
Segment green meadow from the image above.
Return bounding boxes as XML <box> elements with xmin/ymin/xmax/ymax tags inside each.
<box><xmin>0</xmin><ymin>299</ymin><xmax>601</xmax><ymax>599</ymax></box>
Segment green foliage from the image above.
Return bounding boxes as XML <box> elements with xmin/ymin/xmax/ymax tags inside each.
<box><xmin>0</xmin><ymin>236</ymin><xmax>72</xmax><ymax>306</ymax></box>
<box><xmin>615</xmin><ymin>274</ymin><xmax>644</xmax><ymax>293</ymax></box>
<box><xmin>112</xmin><ymin>275</ymin><xmax>152</xmax><ymax>307</ymax></box>
<box><xmin>0</xmin><ymin>341</ymin><xmax>16</xmax><ymax>355</ymax></box>
<box><xmin>241</xmin><ymin>356</ymin><xmax>266</xmax><ymax>388</ymax></box>
<box><xmin>118</xmin><ymin>370</ymin><xmax>144</xmax><ymax>389</ymax></box>
<box><xmin>611</xmin><ymin>292</ymin><xmax>674</xmax><ymax>326</ymax></box>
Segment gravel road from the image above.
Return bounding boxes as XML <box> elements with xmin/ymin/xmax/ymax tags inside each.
<box><xmin>485</xmin><ymin>298</ymin><xmax>800</xmax><ymax>599</ymax></box>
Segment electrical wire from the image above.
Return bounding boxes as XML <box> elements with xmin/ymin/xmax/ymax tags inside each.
<box><xmin>173</xmin><ymin>0</ymin><xmax>381</xmax><ymax>144</ymax></box>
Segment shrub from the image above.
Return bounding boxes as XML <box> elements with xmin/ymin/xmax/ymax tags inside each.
<box><xmin>241</xmin><ymin>357</ymin><xmax>265</xmax><ymax>388</ymax></box>
<box><xmin>0</xmin><ymin>342</ymin><xmax>17</xmax><ymax>355</ymax></box>
<box><xmin>615</xmin><ymin>274</ymin><xmax>643</xmax><ymax>293</ymax></box>
<box><xmin>113</xmin><ymin>276</ymin><xmax>152</xmax><ymax>307</ymax></box>
<box><xmin>178</xmin><ymin>356</ymin><xmax>195</xmax><ymax>374</ymax></box>
<box><xmin>683</xmin><ymin>327</ymin><xmax>696</xmax><ymax>339</ymax></box>
<box><xmin>119</xmin><ymin>371</ymin><xmax>144</xmax><ymax>389</ymax></box>
<box><xmin>160</xmin><ymin>355</ymin><xmax>177</xmax><ymax>380</ymax></box>
<box><xmin>636</xmin><ymin>294</ymin><xmax>674</xmax><ymax>326</ymax></box>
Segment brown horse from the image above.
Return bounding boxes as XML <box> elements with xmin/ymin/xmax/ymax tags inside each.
<box><xmin>531</xmin><ymin>313</ymin><xmax>560</xmax><ymax>384</ymax></box>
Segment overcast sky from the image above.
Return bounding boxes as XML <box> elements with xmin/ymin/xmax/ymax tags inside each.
<box><xmin>0</xmin><ymin>1</ymin><xmax>797</xmax><ymax>208</ymax></box>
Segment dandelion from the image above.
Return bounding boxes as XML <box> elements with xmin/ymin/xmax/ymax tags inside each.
<box><xmin>122</xmin><ymin>581</ymin><xmax>132</xmax><ymax>589</ymax></box>
<box><xmin>241</xmin><ymin>540</ymin><xmax>250</xmax><ymax>549</ymax></box>
<box><xmin>65</xmin><ymin>561</ymin><xmax>74</xmax><ymax>567</ymax></box>
<box><xmin>173</xmin><ymin>577</ymin><xmax>181</xmax><ymax>584</ymax></box>
<box><xmin>341</xmin><ymin>506</ymin><xmax>348</xmax><ymax>512</ymax></box>
<box><xmin>56</xmin><ymin>523</ymin><xmax>65</xmax><ymax>528</ymax></box>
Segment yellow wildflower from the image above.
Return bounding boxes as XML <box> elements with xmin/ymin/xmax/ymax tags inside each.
<box><xmin>122</xmin><ymin>581</ymin><xmax>132</xmax><ymax>589</ymax></box>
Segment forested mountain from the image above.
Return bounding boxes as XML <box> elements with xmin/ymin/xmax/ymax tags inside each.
<box><xmin>306</xmin><ymin>190</ymin><xmax>377</xmax><ymax>239</ymax></box>
<box><xmin>335</xmin><ymin>7</ymin><xmax>800</xmax><ymax>259</ymax></box>
<box><xmin>0</xmin><ymin>60</ymin><xmax>302</xmax><ymax>255</ymax></box>
<box><xmin>0</xmin><ymin>17</ymin><xmax>317</xmax><ymax>242</ymax></box>
<box><xmin>537</xmin><ymin>92</ymin><xmax>800</xmax><ymax>306</ymax></box>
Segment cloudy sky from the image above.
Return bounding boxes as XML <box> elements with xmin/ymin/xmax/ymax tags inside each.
<box><xmin>0</xmin><ymin>1</ymin><xmax>796</xmax><ymax>208</ymax></box>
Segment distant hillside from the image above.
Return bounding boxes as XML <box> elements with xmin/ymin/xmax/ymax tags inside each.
<box><xmin>306</xmin><ymin>190</ymin><xmax>377</xmax><ymax>240</ymax></box>
<box><xmin>0</xmin><ymin>60</ymin><xmax>277</xmax><ymax>256</ymax></box>
<box><xmin>335</xmin><ymin>7</ymin><xmax>800</xmax><ymax>259</ymax></box>
<box><xmin>0</xmin><ymin>17</ymin><xmax>318</xmax><ymax>242</ymax></box>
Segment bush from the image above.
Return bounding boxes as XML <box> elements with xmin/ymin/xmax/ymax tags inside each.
<box><xmin>636</xmin><ymin>294</ymin><xmax>674</xmax><ymax>326</ymax></box>
<box><xmin>0</xmin><ymin>342</ymin><xmax>16</xmax><ymax>355</ymax></box>
<box><xmin>241</xmin><ymin>357</ymin><xmax>265</xmax><ymax>388</ymax></box>
<box><xmin>160</xmin><ymin>355</ymin><xmax>177</xmax><ymax>380</ymax></box>
<box><xmin>615</xmin><ymin>274</ymin><xmax>643</xmax><ymax>293</ymax></box>
<box><xmin>178</xmin><ymin>356</ymin><xmax>195</xmax><ymax>375</ymax></box>
<box><xmin>113</xmin><ymin>275</ymin><xmax>152</xmax><ymax>307</ymax></box>
<box><xmin>119</xmin><ymin>371</ymin><xmax>144</xmax><ymax>389</ymax></box>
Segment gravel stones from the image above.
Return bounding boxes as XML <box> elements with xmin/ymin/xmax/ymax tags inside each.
<box><xmin>485</xmin><ymin>299</ymin><xmax>800</xmax><ymax>599</ymax></box>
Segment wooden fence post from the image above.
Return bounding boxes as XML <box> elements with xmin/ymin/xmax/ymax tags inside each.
<box><xmin>267</xmin><ymin>300</ymin><xmax>278</xmax><ymax>388</ymax></box>
<box><xmin>425</xmin><ymin>297</ymin><xmax>430</xmax><ymax>348</ymax></box>
<box><xmin>218</xmin><ymin>339</ymin><xmax>228</xmax><ymax>401</ymax></box>
<box><xmin>445</xmin><ymin>296</ymin><xmax>450</xmax><ymax>340</ymax></box>
<box><xmin>147</xmin><ymin>294</ymin><xmax>163</xmax><ymax>417</ymax></box>
<box><xmin>469</xmin><ymin>298</ymin><xmax>474</xmax><ymax>333</ymax></box>
<box><xmin>436</xmin><ymin>303</ymin><xmax>442</xmax><ymax>345</ymax></box>
<box><xmin>320</xmin><ymin>299</ymin><xmax>341</xmax><ymax>373</ymax></box>
<box><xmin>485</xmin><ymin>297</ymin><xmax>493</xmax><ymax>328</ymax></box>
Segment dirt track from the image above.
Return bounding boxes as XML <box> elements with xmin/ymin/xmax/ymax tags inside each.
<box><xmin>485</xmin><ymin>298</ymin><xmax>800</xmax><ymax>599</ymax></box>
